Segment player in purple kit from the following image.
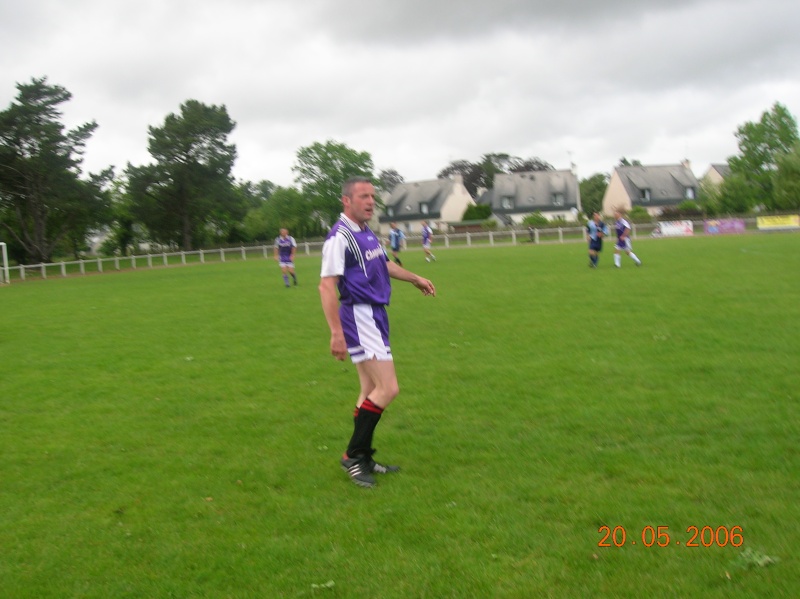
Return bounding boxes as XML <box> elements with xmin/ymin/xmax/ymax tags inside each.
<box><xmin>421</xmin><ymin>220</ymin><xmax>436</xmax><ymax>262</ymax></box>
<box><xmin>613</xmin><ymin>210</ymin><xmax>642</xmax><ymax>268</ymax></box>
<box><xmin>319</xmin><ymin>176</ymin><xmax>436</xmax><ymax>488</ymax></box>
<box><xmin>274</xmin><ymin>228</ymin><xmax>298</xmax><ymax>287</ymax></box>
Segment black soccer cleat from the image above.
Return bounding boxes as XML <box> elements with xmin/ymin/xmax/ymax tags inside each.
<box><xmin>367</xmin><ymin>449</ymin><xmax>399</xmax><ymax>474</ymax></box>
<box><xmin>340</xmin><ymin>456</ymin><xmax>376</xmax><ymax>488</ymax></box>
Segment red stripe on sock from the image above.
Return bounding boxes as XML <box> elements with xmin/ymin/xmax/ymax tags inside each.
<box><xmin>360</xmin><ymin>399</ymin><xmax>384</xmax><ymax>414</ymax></box>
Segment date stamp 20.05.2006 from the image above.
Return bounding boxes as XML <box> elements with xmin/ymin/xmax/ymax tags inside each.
<box><xmin>598</xmin><ymin>525</ymin><xmax>743</xmax><ymax>548</ymax></box>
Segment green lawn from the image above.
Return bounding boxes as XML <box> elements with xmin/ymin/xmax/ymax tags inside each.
<box><xmin>1</xmin><ymin>234</ymin><xmax>798</xmax><ymax>598</ymax></box>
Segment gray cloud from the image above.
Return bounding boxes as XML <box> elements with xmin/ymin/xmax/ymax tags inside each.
<box><xmin>2</xmin><ymin>0</ymin><xmax>799</xmax><ymax>186</ymax></box>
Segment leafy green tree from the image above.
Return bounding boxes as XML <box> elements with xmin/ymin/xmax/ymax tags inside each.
<box><xmin>292</xmin><ymin>140</ymin><xmax>374</xmax><ymax>227</ymax></box>
<box><xmin>717</xmin><ymin>172</ymin><xmax>760</xmax><ymax>214</ymax></box>
<box><xmin>126</xmin><ymin>100</ymin><xmax>239</xmax><ymax>250</ymax></box>
<box><xmin>728</xmin><ymin>102</ymin><xmax>799</xmax><ymax>210</ymax></box>
<box><xmin>619</xmin><ymin>157</ymin><xmax>642</xmax><ymax>166</ymax></box>
<box><xmin>437</xmin><ymin>160</ymin><xmax>484</xmax><ymax>197</ymax></box>
<box><xmin>377</xmin><ymin>169</ymin><xmax>404</xmax><ymax>193</ymax></box>
<box><xmin>697</xmin><ymin>180</ymin><xmax>721</xmax><ymax>216</ymax></box>
<box><xmin>0</xmin><ymin>77</ymin><xmax>111</xmax><ymax>263</ymax></box>
<box><xmin>508</xmin><ymin>157</ymin><xmax>554</xmax><ymax>173</ymax></box>
<box><xmin>243</xmin><ymin>186</ymin><xmax>325</xmax><ymax>242</ymax></box>
<box><xmin>773</xmin><ymin>143</ymin><xmax>800</xmax><ymax>210</ymax></box>
<box><xmin>438</xmin><ymin>154</ymin><xmax>554</xmax><ymax>198</ymax></box>
<box><xmin>579</xmin><ymin>173</ymin><xmax>608</xmax><ymax>217</ymax></box>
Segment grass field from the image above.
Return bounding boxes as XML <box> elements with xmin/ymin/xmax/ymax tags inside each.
<box><xmin>1</xmin><ymin>234</ymin><xmax>798</xmax><ymax>598</ymax></box>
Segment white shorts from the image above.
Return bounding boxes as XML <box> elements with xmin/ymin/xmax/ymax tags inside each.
<box><xmin>279</xmin><ymin>261</ymin><xmax>295</xmax><ymax>269</ymax></box>
<box><xmin>341</xmin><ymin>304</ymin><xmax>392</xmax><ymax>364</ymax></box>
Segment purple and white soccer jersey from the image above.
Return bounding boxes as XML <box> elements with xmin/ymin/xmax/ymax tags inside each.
<box><xmin>321</xmin><ymin>214</ymin><xmax>393</xmax><ymax>363</ymax></box>
<box><xmin>421</xmin><ymin>225</ymin><xmax>432</xmax><ymax>248</ymax></box>
<box><xmin>615</xmin><ymin>217</ymin><xmax>633</xmax><ymax>251</ymax></box>
<box><xmin>274</xmin><ymin>235</ymin><xmax>297</xmax><ymax>266</ymax></box>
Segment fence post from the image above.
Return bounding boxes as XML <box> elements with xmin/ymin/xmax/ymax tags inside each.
<box><xmin>80</xmin><ymin>260</ymin><xmax>85</xmax><ymax>275</ymax></box>
<box><xmin>114</xmin><ymin>256</ymin><xmax>120</xmax><ymax>270</ymax></box>
<box><xmin>97</xmin><ymin>257</ymin><xmax>103</xmax><ymax>273</ymax></box>
<box><xmin>61</xmin><ymin>262</ymin><xmax>67</xmax><ymax>277</ymax></box>
<box><xmin>632</xmin><ymin>223</ymin><xmax>637</xmax><ymax>239</ymax></box>
<box><xmin>535</xmin><ymin>229</ymin><xmax>540</xmax><ymax>244</ymax></box>
<box><xmin>445</xmin><ymin>234</ymin><xmax>450</xmax><ymax>248</ymax></box>
<box><xmin>467</xmin><ymin>232</ymin><xmax>471</xmax><ymax>246</ymax></box>
<box><xmin>147</xmin><ymin>254</ymin><xmax>153</xmax><ymax>268</ymax></box>
<box><xmin>512</xmin><ymin>230</ymin><xmax>517</xmax><ymax>245</ymax></box>
<box><xmin>181</xmin><ymin>252</ymin><xmax>186</xmax><ymax>265</ymax></box>
<box><xmin>263</xmin><ymin>245</ymin><xmax>268</xmax><ymax>258</ymax></box>
<box><xmin>41</xmin><ymin>263</ymin><xmax>47</xmax><ymax>279</ymax></box>
<box><xmin>162</xmin><ymin>253</ymin><xmax>168</xmax><ymax>266</ymax></box>
<box><xmin>558</xmin><ymin>227</ymin><xmax>563</xmax><ymax>243</ymax></box>
<box><xmin>200</xmin><ymin>249</ymin><xmax>205</xmax><ymax>264</ymax></box>
<box><xmin>241</xmin><ymin>247</ymin><xmax>246</xmax><ymax>260</ymax></box>
<box><xmin>220</xmin><ymin>248</ymin><xmax>225</xmax><ymax>262</ymax></box>
<box><xmin>305</xmin><ymin>242</ymin><xmax>310</xmax><ymax>255</ymax></box>
<box><xmin>489</xmin><ymin>232</ymin><xmax>494</xmax><ymax>246</ymax></box>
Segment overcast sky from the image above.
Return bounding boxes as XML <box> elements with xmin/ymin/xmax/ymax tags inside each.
<box><xmin>3</xmin><ymin>0</ymin><xmax>799</xmax><ymax>187</ymax></box>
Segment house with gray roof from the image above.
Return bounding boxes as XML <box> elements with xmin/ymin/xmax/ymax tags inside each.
<box><xmin>602</xmin><ymin>162</ymin><xmax>700</xmax><ymax>216</ymax></box>
<box><xmin>701</xmin><ymin>163</ymin><xmax>731</xmax><ymax>187</ymax></box>
<box><xmin>378</xmin><ymin>174</ymin><xmax>474</xmax><ymax>234</ymax></box>
<box><xmin>476</xmin><ymin>169</ymin><xmax>581</xmax><ymax>225</ymax></box>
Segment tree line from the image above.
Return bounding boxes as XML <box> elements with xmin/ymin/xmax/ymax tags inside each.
<box><xmin>1</xmin><ymin>77</ymin><xmax>798</xmax><ymax>264</ymax></box>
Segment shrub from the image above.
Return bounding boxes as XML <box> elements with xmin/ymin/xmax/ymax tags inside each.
<box><xmin>628</xmin><ymin>206</ymin><xmax>652</xmax><ymax>223</ymax></box>
<box><xmin>521</xmin><ymin>212</ymin><xmax>549</xmax><ymax>227</ymax></box>
<box><xmin>462</xmin><ymin>204</ymin><xmax>492</xmax><ymax>220</ymax></box>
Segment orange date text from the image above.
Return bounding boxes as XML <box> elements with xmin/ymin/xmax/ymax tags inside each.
<box><xmin>597</xmin><ymin>525</ymin><xmax>743</xmax><ymax>548</ymax></box>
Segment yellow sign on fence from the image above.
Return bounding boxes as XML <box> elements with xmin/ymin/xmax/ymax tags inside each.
<box><xmin>757</xmin><ymin>215</ymin><xmax>800</xmax><ymax>230</ymax></box>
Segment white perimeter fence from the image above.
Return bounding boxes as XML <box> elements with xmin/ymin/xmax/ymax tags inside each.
<box><xmin>0</xmin><ymin>218</ymin><xmax>791</xmax><ymax>284</ymax></box>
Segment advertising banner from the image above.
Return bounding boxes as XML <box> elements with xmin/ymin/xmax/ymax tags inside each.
<box><xmin>757</xmin><ymin>215</ymin><xmax>800</xmax><ymax>230</ymax></box>
<box><xmin>657</xmin><ymin>220</ymin><xmax>694</xmax><ymax>237</ymax></box>
<box><xmin>704</xmin><ymin>218</ymin><xmax>746</xmax><ymax>235</ymax></box>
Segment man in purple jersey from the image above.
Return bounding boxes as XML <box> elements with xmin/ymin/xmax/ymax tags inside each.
<box><xmin>613</xmin><ymin>210</ymin><xmax>643</xmax><ymax>268</ymax></box>
<box><xmin>273</xmin><ymin>228</ymin><xmax>298</xmax><ymax>287</ymax></box>
<box><xmin>421</xmin><ymin>220</ymin><xmax>436</xmax><ymax>262</ymax></box>
<box><xmin>319</xmin><ymin>176</ymin><xmax>436</xmax><ymax>488</ymax></box>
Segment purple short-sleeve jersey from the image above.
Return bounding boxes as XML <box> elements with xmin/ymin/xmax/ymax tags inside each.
<box><xmin>422</xmin><ymin>225</ymin><xmax>432</xmax><ymax>244</ymax></box>
<box><xmin>615</xmin><ymin>218</ymin><xmax>631</xmax><ymax>240</ymax></box>
<box><xmin>274</xmin><ymin>235</ymin><xmax>296</xmax><ymax>261</ymax></box>
<box><xmin>321</xmin><ymin>214</ymin><xmax>392</xmax><ymax>306</ymax></box>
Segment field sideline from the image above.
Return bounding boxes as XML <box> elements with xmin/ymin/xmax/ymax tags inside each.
<box><xmin>1</xmin><ymin>234</ymin><xmax>798</xmax><ymax>597</ymax></box>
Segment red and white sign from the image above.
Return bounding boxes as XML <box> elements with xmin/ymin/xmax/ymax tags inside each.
<box><xmin>658</xmin><ymin>220</ymin><xmax>694</xmax><ymax>237</ymax></box>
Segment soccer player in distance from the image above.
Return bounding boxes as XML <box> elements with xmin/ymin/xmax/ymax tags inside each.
<box><xmin>421</xmin><ymin>220</ymin><xmax>436</xmax><ymax>262</ymax></box>
<box><xmin>274</xmin><ymin>228</ymin><xmax>298</xmax><ymax>287</ymax></box>
<box><xmin>613</xmin><ymin>210</ymin><xmax>643</xmax><ymax>268</ymax></box>
<box><xmin>319</xmin><ymin>177</ymin><xmax>436</xmax><ymax>488</ymax></box>
<box><xmin>388</xmin><ymin>221</ymin><xmax>406</xmax><ymax>266</ymax></box>
<box><xmin>587</xmin><ymin>212</ymin><xmax>610</xmax><ymax>268</ymax></box>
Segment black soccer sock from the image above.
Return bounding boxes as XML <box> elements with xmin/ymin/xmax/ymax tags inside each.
<box><xmin>346</xmin><ymin>398</ymin><xmax>383</xmax><ymax>459</ymax></box>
